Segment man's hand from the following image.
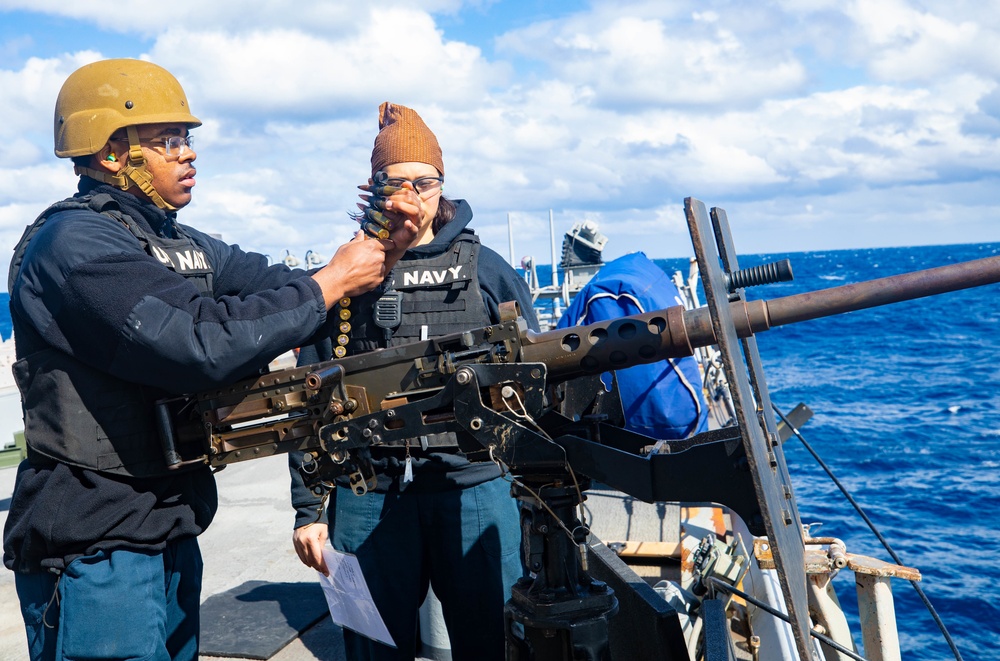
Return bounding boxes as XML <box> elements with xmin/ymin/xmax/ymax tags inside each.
<box><xmin>311</xmin><ymin>233</ymin><xmax>389</xmax><ymax>307</ymax></box>
<box><xmin>292</xmin><ymin>522</ymin><xmax>330</xmax><ymax>576</ymax></box>
<box><xmin>311</xmin><ymin>184</ymin><xmax>420</xmax><ymax>307</ymax></box>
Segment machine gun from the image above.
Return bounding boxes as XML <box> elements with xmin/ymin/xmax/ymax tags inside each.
<box><xmin>158</xmin><ymin>198</ymin><xmax>1000</xmax><ymax>660</ymax></box>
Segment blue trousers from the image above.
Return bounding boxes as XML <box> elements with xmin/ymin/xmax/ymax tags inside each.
<box><xmin>332</xmin><ymin>476</ymin><xmax>522</xmax><ymax>661</ymax></box>
<box><xmin>14</xmin><ymin>537</ymin><xmax>203</xmax><ymax>661</ymax></box>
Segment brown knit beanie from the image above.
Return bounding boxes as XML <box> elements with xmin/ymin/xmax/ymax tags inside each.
<box><xmin>370</xmin><ymin>102</ymin><xmax>444</xmax><ymax>177</ymax></box>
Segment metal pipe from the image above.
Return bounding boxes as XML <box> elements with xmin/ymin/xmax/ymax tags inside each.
<box><xmin>764</xmin><ymin>255</ymin><xmax>1000</xmax><ymax>327</ymax></box>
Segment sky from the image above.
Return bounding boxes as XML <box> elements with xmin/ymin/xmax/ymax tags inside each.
<box><xmin>1</xmin><ymin>0</ymin><xmax>1000</xmax><ymax>276</ymax></box>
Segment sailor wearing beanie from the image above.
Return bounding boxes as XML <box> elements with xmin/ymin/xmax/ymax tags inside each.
<box><xmin>289</xmin><ymin>103</ymin><xmax>540</xmax><ymax>661</ymax></box>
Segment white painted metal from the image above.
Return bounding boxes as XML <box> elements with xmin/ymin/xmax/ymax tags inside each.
<box><xmin>856</xmin><ymin>574</ymin><xmax>902</xmax><ymax>661</ymax></box>
<box><xmin>807</xmin><ymin>572</ymin><xmax>857</xmax><ymax>661</ymax></box>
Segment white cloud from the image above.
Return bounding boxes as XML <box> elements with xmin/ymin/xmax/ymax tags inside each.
<box><xmin>0</xmin><ymin>164</ymin><xmax>77</xmax><ymax>209</ymax></box>
<box><xmin>148</xmin><ymin>10</ymin><xmax>508</xmax><ymax>118</ymax></box>
<box><xmin>0</xmin><ymin>164</ymin><xmax>78</xmax><ymax>272</ymax></box>
<box><xmin>0</xmin><ymin>1</ymin><xmax>368</xmax><ymax>37</ymax></box>
<box><xmin>1</xmin><ymin>0</ymin><xmax>1000</xmax><ymax>277</ymax></box>
<box><xmin>0</xmin><ymin>53</ymin><xmax>103</xmax><ymax>162</ymax></box>
<box><xmin>497</xmin><ymin>11</ymin><xmax>807</xmax><ymax>109</ymax></box>
<box><xmin>844</xmin><ymin>0</ymin><xmax>1000</xmax><ymax>83</ymax></box>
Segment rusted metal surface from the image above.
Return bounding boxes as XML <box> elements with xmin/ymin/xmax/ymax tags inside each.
<box><xmin>757</xmin><ymin>536</ymin><xmax>914</xmax><ymax>661</ymax></box>
<box><xmin>846</xmin><ymin>554</ymin><xmax>921</xmax><ymax>582</ymax></box>
<box><xmin>680</xmin><ymin>505</ymin><xmax>734</xmax><ymax>588</ymax></box>
<box><xmin>756</xmin><ymin>538</ymin><xmax>920</xmax><ymax>582</ymax></box>
<box><xmin>806</xmin><ymin>537</ymin><xmax>848</xmax><ymax>569</ymax></box>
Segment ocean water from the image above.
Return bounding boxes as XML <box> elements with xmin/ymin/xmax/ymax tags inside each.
<box><xmin>654</xmin><ymin>243</ymin><xmax>1000</xmax><ymax>660</ymax></box>
<box><xmin>2</xmin><ymin>242</ymin><xmax>998</xmax><ymax>659</ymax></box>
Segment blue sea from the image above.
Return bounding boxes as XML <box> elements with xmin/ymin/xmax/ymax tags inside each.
<box><xmin>653</xmin><ymin>242</ymin><xmax>1000</xmax><ymax>661</ymax></box>
<box><xmin>2</xmin><ymin>242</ymin><xmax>997</xmax><ymax>659</ymax></box>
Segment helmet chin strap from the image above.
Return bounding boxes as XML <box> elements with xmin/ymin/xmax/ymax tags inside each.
<box><xmin>73</xmin><ymin>125</ymin><xmax>177</xmax><ymax>211</ymax></box>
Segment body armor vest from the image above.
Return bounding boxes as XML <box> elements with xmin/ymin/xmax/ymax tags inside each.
<box><xmin>345</xmin><ymin>230</ymin><xmax>489</xmax><ymax>354</ymax></box>
<box><xmin>9</xmin><ymin>193</ymin><xmax>216</xmax><ymax>477</ymax></box>
<box><xmin>335</xmin><ymin>230</ymin><xmax>491</xmax><ymax>468</ymax></box>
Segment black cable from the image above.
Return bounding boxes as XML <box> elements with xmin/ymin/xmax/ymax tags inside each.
<box><xmin>772</xmin><ymin>403</ymin><xmax>964</xmax><ymax>661</ymax></box>
<box><xmin>705</xmin><ymin>576</ymin><xmax>868</xmax><ymax>661</ymax></box>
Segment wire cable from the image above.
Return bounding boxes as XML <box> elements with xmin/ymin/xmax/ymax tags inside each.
<box><xmin>772</xmin><ymin>403</ymin><xmax>964</xmax><ymax>661</ymax></box>
<box><xmin>705</xmin><ymin>577</ymin><xmax>869</xmax><ymax>661</ymax></box>
<box><xmin>492</xmin><ymin>397</ymin><xmax>592</xmax><ymax>562</ymax></box>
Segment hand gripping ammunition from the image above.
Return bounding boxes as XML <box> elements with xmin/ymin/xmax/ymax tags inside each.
<box><xmin>353</xmin><ymin>172</ymin><xmax>403</xmax><ymax>239</ymax></box>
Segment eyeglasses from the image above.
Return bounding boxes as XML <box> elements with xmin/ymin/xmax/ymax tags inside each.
<box><xmin>379</xmin><ymin>175</ymin><xmax>443</xmax><ymax>194</ymax></box>
<box><xmin>111</xmin><ymin>135</ymin><xmax>194</xmax><ymax>156</ymax></box>
<box><xmin>157</xmin><ymin>136</ymin><xmax>194</xmax><ymax>156</ymax></box>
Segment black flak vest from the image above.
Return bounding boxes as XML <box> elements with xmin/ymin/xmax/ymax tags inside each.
<box><xmin>8</xmin><ymin>193</ymin><xmax>215</xmax><ymax>477</ymax></box>
<box><xmin>344</xmin><ymin>230</ymin><xmax>490</xmax><ymax>354</ymax></box>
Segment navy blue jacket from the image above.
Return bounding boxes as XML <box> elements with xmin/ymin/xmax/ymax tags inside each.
<box><xmin>4</xmin><ymin>179</ymin><xmax>332</xmax><ymax>572</ymax></box>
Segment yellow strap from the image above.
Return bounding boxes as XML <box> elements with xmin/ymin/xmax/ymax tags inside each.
<box><xmin>72</xmin><ymin>127</ymin><xmax>177</xmax><ymax>211</ymax></box>
<box><xmin>73</xmin><ymin>165</ymin><xmax>128</xmax><ymax>189</ymax></box>
<box><xmin>119</xmin><ymin>127</ymin><xmax>177</xmax><ymax>211</ymax></box>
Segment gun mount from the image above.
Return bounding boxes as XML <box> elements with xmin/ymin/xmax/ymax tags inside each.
<box><xmin>159</xmin><ymin>198</ymin><xmax>1000</xmax><ymax>660</ymax></box>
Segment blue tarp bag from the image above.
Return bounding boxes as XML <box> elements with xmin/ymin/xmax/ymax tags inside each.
<box><xmin>556</xmin><ymin>252</ymin><xmax>708</xmax><ymax>439</ymax></box>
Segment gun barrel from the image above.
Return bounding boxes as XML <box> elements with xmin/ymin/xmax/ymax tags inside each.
<box><xmin>762</xmin><ymin>253</ymin><xmax>1000</xmax><ymax>327</ymax></box>
<box><xmin>520</xmin><ymin>254</ymin><xmax>1000</xmax><ymax>380</ymax></box>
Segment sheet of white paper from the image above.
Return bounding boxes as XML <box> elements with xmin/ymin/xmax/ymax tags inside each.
<box><xmin>318</xmin><ymin>547</ymin><xmax>396</xmax><ymax>648</ymax></box>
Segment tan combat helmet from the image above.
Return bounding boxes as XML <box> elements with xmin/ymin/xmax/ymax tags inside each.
<box><xmin>54</xmin><ymin>58</ymin><xmax>202</xmax><ymax>210</ymax></box>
